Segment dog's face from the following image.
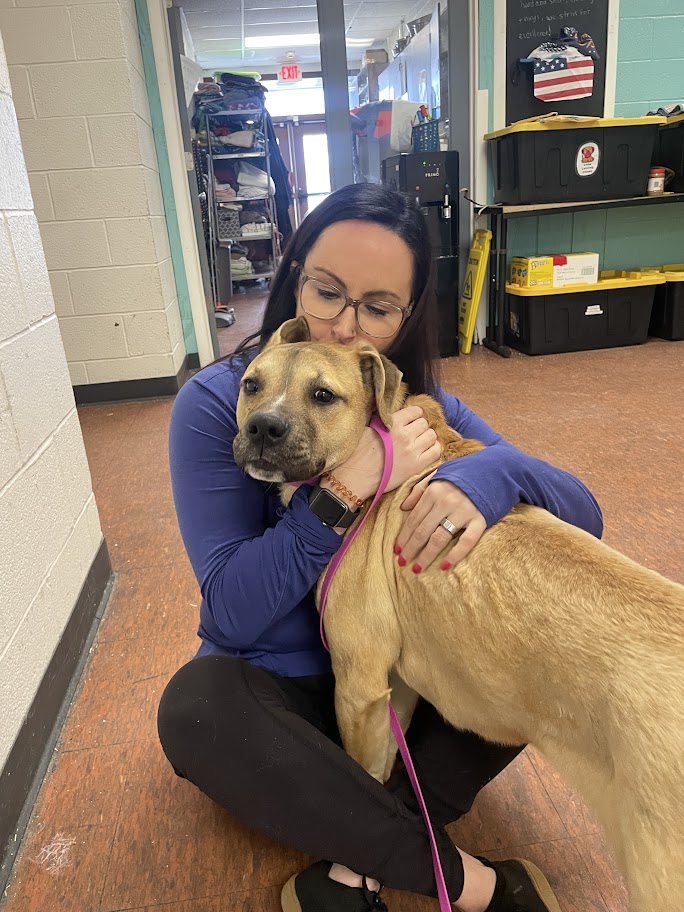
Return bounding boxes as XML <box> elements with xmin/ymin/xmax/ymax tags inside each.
<box><xmin>233</xmin><ymin>317</ymin><xmax>405</xmax><ymax>483</ymax></box>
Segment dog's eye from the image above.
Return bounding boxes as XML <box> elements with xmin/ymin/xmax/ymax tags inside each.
<box><xmin>243</xmin><ymin>378</ymin><xmax>259</xmax><ymax>394</ymax></box>
<box><xmin>313</xmin><ymin>388</ymin><xmax>335</xmax><ymax>404</ymax></box>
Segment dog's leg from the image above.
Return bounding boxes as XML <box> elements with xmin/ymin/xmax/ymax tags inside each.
<box><xmin>384</xmin><ymin>672</ymin><xmax>420</xmax><ymax>782</ymax></box>
<box><xmin>334</xmin><ymin>664</ymin><xmax>394</xmax><ymax>783</ymax></box>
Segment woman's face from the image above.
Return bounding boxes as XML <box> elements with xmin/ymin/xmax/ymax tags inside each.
<box><xmin>295</xmin><ymin>220</ymin><xmax>414</xmax><ymax>354</ymax></box>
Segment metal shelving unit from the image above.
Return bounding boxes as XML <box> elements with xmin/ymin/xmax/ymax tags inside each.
<box><xmin>203</xmin><ymin>106</ymin><xmax>281</xmax><ymax>294</ymax></box>
<box><xmin>478</xmin><ymin>192</ymin><xmax>684</xmax><ymax>357</ymax></box>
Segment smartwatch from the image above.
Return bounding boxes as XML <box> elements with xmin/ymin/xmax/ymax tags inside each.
<box><xmin>308</xmin><ymin>484</ymin><xmax>360</xmax><ymax>529</ymax></box>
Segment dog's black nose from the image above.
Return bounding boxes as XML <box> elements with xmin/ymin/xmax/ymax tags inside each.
<box><xmin>246</xmin><ymin>412</ymin><xmax>289</xmax><ymax>446</ymax></box>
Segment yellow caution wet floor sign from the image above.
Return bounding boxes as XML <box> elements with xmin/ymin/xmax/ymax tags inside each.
<box><xmin>459</xmin><ymin>229</ymin><xmax>492</xmax><ymax>354</ymax></box>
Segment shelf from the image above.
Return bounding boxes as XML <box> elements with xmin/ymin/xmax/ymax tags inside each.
<box><xmin>481</xmin><ymin>193</ymin><xmax>684</xmax><ymax>220</ymax></box>
<box><xmin>208</xmin><ymin>109</ymin><xmax>262</xmax><ymax>116</ymax></box>
<box><xmin>220</xmin><ymin>232</ymin><xmax>274</xmax><ymax>244</ymax></box>
<box><xmin>213</xmin><ymin>151</ymin><xmax>266</xmax><ymax>159</ymax></box>
<box><xmin>233</xmin><ymin>270</ymin><xmax>275</xmax><ymax>281</ymax></box>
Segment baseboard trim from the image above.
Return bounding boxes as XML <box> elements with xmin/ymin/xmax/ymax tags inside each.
<box><xmin>73</xmin><ymin>353</ymin><xmax>197</xmax><ymax>404</ymax></box>
<box><xmin>0</xmin><ymin>539</ymin><xmax>114</xmax><ymax>896</ymax></box>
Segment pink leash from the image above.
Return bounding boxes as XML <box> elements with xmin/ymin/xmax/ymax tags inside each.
<box><xmin>318</xmin><ymin>415</ymin><xmax>453</xmax><ymax>912</ymax></box>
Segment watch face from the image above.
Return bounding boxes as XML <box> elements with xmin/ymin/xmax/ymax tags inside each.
<box><xmin>310</xmin><ymin>488</ymin><xmax>347</xmax><ymax>527</ymax></box>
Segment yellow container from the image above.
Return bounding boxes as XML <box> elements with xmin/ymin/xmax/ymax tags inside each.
<box><xmin>485</xmin><ymin>114</ymin><xmax>666</xmax><ymax>142</ymax></box>
<box><xmin>506</xmin><ymin>270</ymin><xmax>666</xmax><ymax>297</ymax></box>
<box><xmin>640</xmin><ymin>264</ymin><xmax>684</xmax><ymax>281</ymax></box>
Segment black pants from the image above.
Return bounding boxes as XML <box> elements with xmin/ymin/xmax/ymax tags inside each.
<box><xmin>157</xmin><ymin>656</ymin><xmax>523</xmax><ymax>899</ymax></box>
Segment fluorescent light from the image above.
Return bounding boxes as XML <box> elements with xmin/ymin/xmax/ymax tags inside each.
<box><xmin>246</xmin><ymin>34</ymin><xmax>320</xmax><ymax>49</ymax></box>
<box><xmin>244</xmin><ymin>34</ymin><xmax>375</xmax><ymax>49</ymax></box>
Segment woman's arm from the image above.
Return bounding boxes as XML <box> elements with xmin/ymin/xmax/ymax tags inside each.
<box><xmin>432</xmin><ymin>389</ymin><xmax>603</xmax><ymax>537</ymax></box>
<box><xmin>169</xmin><ymin>370</ymin><xmax>343</xmax><ymax>650</ymax></box>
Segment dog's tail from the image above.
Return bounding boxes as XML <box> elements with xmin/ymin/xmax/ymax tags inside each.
<box><xmin>407</xmin><ymin>394</ymin><xmax>484</xmax><ymax>461</ymax></box>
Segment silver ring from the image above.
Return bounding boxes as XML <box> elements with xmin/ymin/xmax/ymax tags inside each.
<box><xmin>438</xmin><ymin>517</ymin><xmax>458</xmax><ymax>537</ymax></box>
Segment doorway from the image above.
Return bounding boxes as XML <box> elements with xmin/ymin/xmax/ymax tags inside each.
<box><xmin>272</xmin><ymin>115</ymin><xmax>331</xmax><ymax>229</ymax></box>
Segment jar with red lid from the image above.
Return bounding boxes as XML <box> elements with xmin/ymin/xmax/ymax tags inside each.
<box><xmin>647</xmin><ymin>167</ymin><xmax>667</xmax><ymax>196</ymax></box>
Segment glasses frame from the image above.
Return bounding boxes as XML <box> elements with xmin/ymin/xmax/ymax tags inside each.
<box><xmin>298</xmin><ymin>272</ymin><xmax>413</xmax><ymax>339</ymax></box>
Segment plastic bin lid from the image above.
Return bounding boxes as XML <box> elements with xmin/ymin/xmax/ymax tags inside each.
<box><xmin>485</xmin><ymin>113</ymin><xmax>666</xmax><ymax>141</ymax></box>
<box><xmin>661</xmin><ymin>112</ymin><xmax>684</xmax><ymax>127</ymax></box>
<box><xmin>506</xmin><ymin>270</ymin><xmax>666</xmax><ymax>296</ymax></box>
<box><xmin>641</xmin><ymin>264</ymin><xmax>684</xmax><ymax>282</ymax></box>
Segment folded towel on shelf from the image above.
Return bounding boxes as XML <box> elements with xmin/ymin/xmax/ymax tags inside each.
<box><xmin>214</xmin><ymin>181</ymin><xmax>237</xmax><ymax>201</ymax></box>
<box><xmin>241</xmin><ymin>222</ymin><xmax>271</xmax><ymax>235</ymax></box>
<box><xmin>237</xmin><ymin>161</ymin><xmax>275</xmax><ymax>193</ymax></box>
<box><xmin>236</xmin><ymin>185</ymin><xmax>271</xmax><ymax>199</ymax></box>
<box><xmin>220</xmin><ymin>130</ymin><xmax>256</xmax><ymax>148</ymax></box>
<box><xmin>231</xmin><ymin>256</ymin><xmax>255</xmax><ymax>277</ymax></box>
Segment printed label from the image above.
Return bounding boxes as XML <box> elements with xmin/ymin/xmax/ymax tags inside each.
<box><xmin>576</xmin><ymin>141</ymin><xmax>600</xmax><ymax>177</ymax></box>
<box><xmin>585</xmin><ymin>304</ymin><xmax>603</xmax><ymax>316</ymax></box>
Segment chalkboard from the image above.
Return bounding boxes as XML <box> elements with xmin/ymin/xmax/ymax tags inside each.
<box><xmin>506</xmin><ymin>0</ymin><xmax>609</xmax><ymax>126</ymax></box>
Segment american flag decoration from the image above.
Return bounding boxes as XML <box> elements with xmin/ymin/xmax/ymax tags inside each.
<box><xmin>533</xmin><ymin>46</ymin><xmax>595</xmax><ymax>103</ymax></box>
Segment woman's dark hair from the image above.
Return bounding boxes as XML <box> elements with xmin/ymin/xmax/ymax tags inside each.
<box><xmin>230</xmin><ymin>182</ymin><xmax>440</xmax><ymax>394</ymax></box>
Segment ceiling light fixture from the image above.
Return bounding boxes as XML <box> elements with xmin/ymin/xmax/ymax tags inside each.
<box><xmin>244</xmin><ymin>34</ymin><xmax>374</xmax><ymax>49</ymax></box>
<box><xmin>245</xmin><ymin>34</ymin><xmax>319</xmax><ymax>49</ymax></box>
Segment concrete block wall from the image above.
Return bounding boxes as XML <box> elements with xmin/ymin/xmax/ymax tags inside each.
<box><xmin>0</xmin><ymin>0</ymin><xmax>186</xmax><ymax>386</ymax></box>
<box><xmin>0</xmin><ymin>33</ymin><xmax>102</xmax><ymax>771</ymax></box>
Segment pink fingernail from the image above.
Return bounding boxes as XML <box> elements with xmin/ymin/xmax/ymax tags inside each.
<box><xmin>412</xmin><ymin>563</ymin><xmax>422</xmax><ymax>574</ymax></box>
<box><xmin>441</xmin><ymin>560</ymin><xmax>452</xmax><ymax>571</ymax></box>
<box><xmin>393</xmin><ymin>544</ymin><xmax>402</xmax><ymax>555</ymax></box>
<box><xmin>398</xmin><ymin>556</ymin><xmax>407</xmax><ymax>567</ymax></box>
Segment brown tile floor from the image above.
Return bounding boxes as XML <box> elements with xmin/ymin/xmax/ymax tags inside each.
<box><xmin>3</xmin><ymin>338</ymin><xmax>684</xmax><ymax>912</ymax></box>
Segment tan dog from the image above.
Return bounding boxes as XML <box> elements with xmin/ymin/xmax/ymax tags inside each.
<box><xmin>234</xmin><ymin>318</ymin><xmax>684</xmax><ymax>911</ymax></box>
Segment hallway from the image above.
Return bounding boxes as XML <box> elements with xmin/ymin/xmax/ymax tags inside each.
<box><xmin>4</xmin><ymin>337</ymin><xmax>684</xmax><ymax>912</ymax></box>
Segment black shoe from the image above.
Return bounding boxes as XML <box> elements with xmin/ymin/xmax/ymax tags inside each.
<box><xmin>281</xmin><ymin>861</ymin><xmax>388</xmax><ymax>912</ymax></box>
<box><xmin>479</xmin><ymin>858</ymin><xmax>562</xmax><ymax>912</ymax></box>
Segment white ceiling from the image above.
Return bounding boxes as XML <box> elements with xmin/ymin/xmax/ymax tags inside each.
<box><xmin>182</xmin><ymin>0</ymin><xmax>435</xmax><ymax>73</ymax></box>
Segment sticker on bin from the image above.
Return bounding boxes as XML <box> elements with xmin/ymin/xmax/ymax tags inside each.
<box><xmin>585</xmin><ymin>305</ymin><xmax>604</xmax><ymax>316</ymax></box>
<box><xmin>576</xmin><ymin>142</ymin><xmax>600</xmax><ymax>176</ymax></box>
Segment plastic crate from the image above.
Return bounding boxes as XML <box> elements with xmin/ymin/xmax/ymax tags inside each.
<box><xmin>654</xmin><ymin>114</ymin><xmax>684</xmax><ymax>193</ymax></box>
<box><xmin>504</xmin><ymin>271</ymin><xmax>665</xmax><ymax>355</ymax></box>
<box><xmin>485</xmin><ymin>115</ymin><xmax>666</xmax><ymax>205</ymax></box>
<box><xmin>643</xmin><ymin>264</ymin><xmax>684</xmax><ymax>341</ymax></box>
<box><xmin>412</xmin><ymin>120</ymin><xmax>439</xmax><ymax>152</ymax></box>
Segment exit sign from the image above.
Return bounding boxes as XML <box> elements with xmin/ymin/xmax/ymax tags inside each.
<box><xmin>278</xmin><ymin>64</ymin><xmax>302</xmax><ymax>83</ymax></box>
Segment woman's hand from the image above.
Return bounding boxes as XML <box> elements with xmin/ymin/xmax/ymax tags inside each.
<box><xmin>328</xmin><ymin>406</ymin><xmax>441</xmax><ymax>504</ymax></box>
<box><xmin>395</xmin><ymin>475</ymin><xmax>487</xmax><ymax>572</ymax></box>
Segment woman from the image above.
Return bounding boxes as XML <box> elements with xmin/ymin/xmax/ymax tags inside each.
<box><xmin>158</xmin><ymin>184</ymin><xmax>603</xmax><ymax>912</ymax></box>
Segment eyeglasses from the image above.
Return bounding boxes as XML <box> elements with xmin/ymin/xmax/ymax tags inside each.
<box><xmin>298</xmin><ymin>273</ymin><xmax>412</xmax><ymax>339</ymax></box>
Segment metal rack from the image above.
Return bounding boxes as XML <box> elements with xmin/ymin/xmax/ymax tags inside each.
<box><xmin>478</xmin><ymin>192</ymin><xmax>684</xmax><ymax>358</ymax></box>
<box><xmin>204</xmin><ymin>107</ymin><xmax>281</xmax><ymax>295</ymax></box>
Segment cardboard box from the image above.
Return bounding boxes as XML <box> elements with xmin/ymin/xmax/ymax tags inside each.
<box><xmin>362</xmin><ymin>49</ymin><xmax>388</xmax><ymax>67</ymax></box>
<box><xmin>510</xmin><ymin>253</ymin><xmax>599</xmax><ymax>288</ymax></box>
<box><xmin>510</xmin><ymin>256</ymin><xmax>554</xmax><ymax>288</ymax></box>
<box><xmin>552</xmin><ymin>253</ymin><xmax>599</xmax><ymax>287</ymax></box>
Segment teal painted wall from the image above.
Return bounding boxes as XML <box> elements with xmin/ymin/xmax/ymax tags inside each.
<box><xmin>478</xmin><ymin>0</ymin><xmax>684</xmax><ymax>269</ymax></box>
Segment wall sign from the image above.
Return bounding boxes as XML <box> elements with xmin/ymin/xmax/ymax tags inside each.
<box><xmin>278</xmin><ymin>64</ymin><xmax>302</xmax><ymax>83</ymax></box>
<box><xmin>506</xmin><ymin>0</ymin><xmax>609</xmax><ymax>125</ymax></box>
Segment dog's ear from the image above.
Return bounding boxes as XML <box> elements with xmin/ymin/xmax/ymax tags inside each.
<box><xmin>265</xmin><ymin>317</ymin><xmax>310</xmax><ymax>348</ymax></box>
<box><xmin>358</xmin><ymin>345</ymin><xmax>405</xmax><ymax>428</ymax></box>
